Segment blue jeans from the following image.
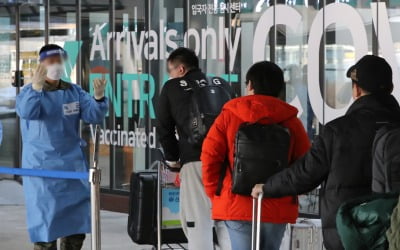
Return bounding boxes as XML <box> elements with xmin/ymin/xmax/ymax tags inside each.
<box><xmin>224</xmin><ymin>221</ymin><xmax>286</xmax><ymax>250</ymax></box>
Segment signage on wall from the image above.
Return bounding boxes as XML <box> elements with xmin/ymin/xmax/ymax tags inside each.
<box><xmin>253</xmin><ymin>2</ymin><xmax>398</xmax><ymax>124</ymax></box>
<box><xmin>90</xmin><ymin>17</ymin><xmax>241</xmax><ymax>72</ymax></box>
<box><xmin>191</xmin><ymin>2</ymin><xmax>246</xmax><ymax>15</ymax></box>
<box><xmin>89</xmin><ymin>125</ymin><xmax>156</xmax><ymax>148</ymax></box>
<box><xmin>80</xmin><ymin>2</ymin><xmax>400</xmax><ymax>148</ymax></box>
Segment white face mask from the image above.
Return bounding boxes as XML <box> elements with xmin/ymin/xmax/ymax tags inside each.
<box><xmin>46</xmin><ymin>63</ymin><xmax>64</xmax><ymax>81</ymax></box>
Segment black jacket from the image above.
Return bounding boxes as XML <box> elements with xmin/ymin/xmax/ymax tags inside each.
<box><xmin>263</xmin><ymin>94</ymin><xmax>400</xmax><ymax>250</ymax></box>
<box><xmin>156</xmin><ymin>69</ymin><xmax>207</xmax><ymax>165</ymax></box>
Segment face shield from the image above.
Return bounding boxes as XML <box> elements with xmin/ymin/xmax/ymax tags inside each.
<box><xmin>39</xmin><ymin>48</ymin><xmax>69</xmax><ymax>81</ymax></box>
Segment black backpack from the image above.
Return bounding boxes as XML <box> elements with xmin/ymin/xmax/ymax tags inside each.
<box><xmin>372</xmin><ymin>122</ymin><xmax>400</xmax><ymax>193</ymax></box>
<box><xmin>184</xmin><ymin>77</ymin><xmax>233</xmax><ymax>146</ymax></box>
<box><xmin>216</xmin><ymin>119</ymin><xmax>291</xmax><ymax>196</ymax></box>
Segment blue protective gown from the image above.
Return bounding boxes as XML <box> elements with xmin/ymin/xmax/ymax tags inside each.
<box><xmin>16</xmin><ymin>82</ymin><xmax>108</xmax><ymax>243</ymax></box>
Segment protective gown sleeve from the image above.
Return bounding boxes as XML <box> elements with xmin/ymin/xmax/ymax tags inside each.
<box><xmin>16</xmin><ymin>85</ymin><xmax>43</xmax><ymax>120</ymax></box>
<box><xmin>78</xmin><ymin>86</ymin><xmax>109</xmax><ymax>124</ymax></box>
<box><xmin>263</xmin><ymin>125</ymin><xmax>333</xmax><ymax>197</ymax></box>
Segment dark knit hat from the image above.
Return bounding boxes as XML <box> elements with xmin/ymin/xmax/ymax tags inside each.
<box><xmin>346</xmin><ymin>55</ymin><xmax>393</xmax><ymax>95</ymax></box>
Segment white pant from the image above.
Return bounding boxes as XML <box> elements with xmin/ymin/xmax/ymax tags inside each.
<box><xmin>179</xmin><ymin>161</ymin><xmax>231</xmax><ymax>250</ymax></box>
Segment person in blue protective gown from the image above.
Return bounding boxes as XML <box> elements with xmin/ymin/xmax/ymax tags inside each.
<box><xmin>16</xmin><ymin>44</ymin><xmax>108</xmax><ymax>250</ymax></box>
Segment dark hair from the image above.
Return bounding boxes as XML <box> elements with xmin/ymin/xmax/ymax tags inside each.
<box><xmin>246</xmin><ymin>61</ymin><xmax>284</xmax><ymax>97</ymax></box>
<box><xmin>39</xmin><ymin>44</ymin><xmax>64</xmax><ymax>55</ymax></box>
<box><xmin>167</xmin><ymin>47</ymin><xmax>199</xmax><ymax>70</ymax></box>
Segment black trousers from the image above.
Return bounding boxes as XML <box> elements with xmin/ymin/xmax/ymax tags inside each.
<box><xmin>33</xmin><ymin>234</ymin><xmax>86</xmax><ymax>250</ymax></box>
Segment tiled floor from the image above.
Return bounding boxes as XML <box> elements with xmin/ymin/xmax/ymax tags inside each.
<box><xmin>0</xmin><ymin>179</ymin><xmax>156</xmax><ymax>250</ymax></box>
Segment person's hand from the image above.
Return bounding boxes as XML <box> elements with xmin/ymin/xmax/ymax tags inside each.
<box><xmin>93</xmin><ymin>75</ymin><xmax>107</xmax><ymax>100</ymax></box>
<box><xmin>31</xmin><ymin>64</ymin><xmax>47</xmax><ymax>91</ymax></box>
<box><xmin>166</xmin><ymin>161</ymin><xmax>181</xmax><ymax>169</ymax></box>
<box><xmin>251</xmin><ymin>184</ymin><xmax>264</xmax><ymax>199</ymax></box>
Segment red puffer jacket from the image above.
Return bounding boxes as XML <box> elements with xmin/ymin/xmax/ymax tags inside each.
<box><xmin>201</xmin><ymin>95</ymin><xmax>311</xmax><ymax>223</ymax></box>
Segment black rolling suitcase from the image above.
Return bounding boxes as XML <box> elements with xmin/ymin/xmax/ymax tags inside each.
<box><xmin>127</xmin><ymin>159</ymin><xmax>187</xmax><ymax>249</ymax></box>
<box><xmin>127</xmin><ymin>171</ymin><xmax>158</xmax><ymax>244</ymax></box>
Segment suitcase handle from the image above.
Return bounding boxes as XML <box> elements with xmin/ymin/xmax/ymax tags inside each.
<box><xmin>252</xmin><ymin>193</ymin><xmax>263</xmax><ymax>250</ymax></box>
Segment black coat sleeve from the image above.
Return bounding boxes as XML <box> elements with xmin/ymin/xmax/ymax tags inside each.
<box><xmin>156</xmin><ymin>84</ymin><xmax>180</xmax><ymax>161</ymax></box>
<box><xmin>263</xmin><ymin>126</ymin><xmax>333</xmax><ymax>197</ymax></box>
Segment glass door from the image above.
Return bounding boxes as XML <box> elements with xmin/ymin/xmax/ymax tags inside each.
<box><xmin>0</xmin><ymin>4</ymin><xmax>17</xmax><ymax>169</ymax></box>
<box><xmin>0</xmin><ymin>1</ymin><xmax>45</xmax><ymax>173</ymax></box>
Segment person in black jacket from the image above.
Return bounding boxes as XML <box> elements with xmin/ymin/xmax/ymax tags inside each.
<box><xmin>251</xmin><ymin>55</ymin><xmax>400</xmax><ymax>250</ymax></box>
<box><xmin>156</xmin><ymin>48</ymin><xmax>231</xmax><ymax>250</ymax></box>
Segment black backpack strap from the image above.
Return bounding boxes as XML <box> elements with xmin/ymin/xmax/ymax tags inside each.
<box><xmin>215</xmin><ymin>157</ymin><xmax>230</xmax><ymax>196</ymax></box>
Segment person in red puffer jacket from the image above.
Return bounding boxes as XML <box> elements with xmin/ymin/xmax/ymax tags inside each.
<box><xmin>201</xmin><ymin>61</ymin><xmax>311</xmax><ymax>250</ymax></box>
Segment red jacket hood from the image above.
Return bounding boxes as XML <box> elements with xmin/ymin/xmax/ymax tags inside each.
<box><xmin>224</xmin><ymin>95</ymin><xmax>299</xmax><ymax>124</ymax></box>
